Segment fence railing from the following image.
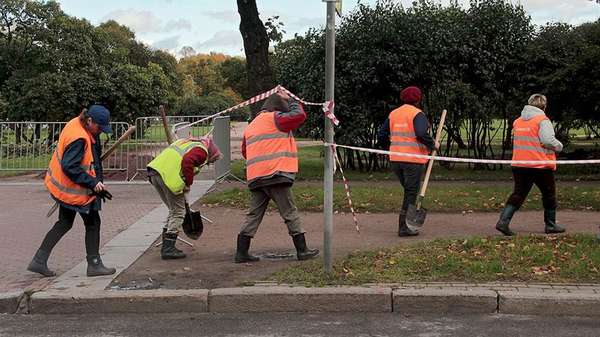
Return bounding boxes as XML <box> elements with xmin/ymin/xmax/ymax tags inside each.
<box><xmin>129</xmin><ymin>116</ymin><xmax>211</xmax><ymax>180</ymax></box>
<box><xmin>0</xmin><ymin>121</ymin><xmax>130</xmax><ymax>173</ymax></box>
<box><xmin>0</xmin><ymin>116</ymin><xmax>227</xmax><ymax>182</ymax></box>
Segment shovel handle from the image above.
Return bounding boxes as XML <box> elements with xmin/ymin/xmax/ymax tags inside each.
<box><xmin>418</xmin><ymin>109</ymin><xmax>447</xmax><ymax>202</ymax></box>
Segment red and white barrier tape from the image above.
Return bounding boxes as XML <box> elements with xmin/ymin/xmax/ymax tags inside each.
<box><xmin>331</xmin><ymin>145</ymin><xmax>360</xmax><ymax>233</ymax></box>
<box><xmin>177</xmin><ymin>85</ymin><xmax>338</xmax><ymax>132</ymax></box>
<box><xmin>277</xmin><ymin>86</ymin><xmax>339</xmax><ymax>126</ymax></box>
<box><xmin>325</xmin><ymin>143</ymin><xmax>600</xmax><ymax>165</ymax></box>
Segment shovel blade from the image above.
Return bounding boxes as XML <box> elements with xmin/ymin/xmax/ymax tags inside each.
<box><xmin>406</xmin><ymin>204</ymin><xmax>427</xmax><ymax>228</ymax></box>
<box><xmin>182</xmin><ymin>206</ymin><xmax>203</xmax><ymax>240</ymax></box>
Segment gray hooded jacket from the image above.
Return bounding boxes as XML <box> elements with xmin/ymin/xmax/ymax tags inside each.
<box><xmin>519</xmin><ymin>105</ymin><xmax>563</xmax><ymax>152</ymax></box>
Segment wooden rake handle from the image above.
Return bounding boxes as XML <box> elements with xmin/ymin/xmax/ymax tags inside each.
<box><xmin>159</xmin><ymin>105</ymin><xmax>175</xmax><ymax>145</ymax></box>
<box><xmin>417</xmin><ymin>109</ymin><xmax>447</xmax><ymax>207</ymax></box>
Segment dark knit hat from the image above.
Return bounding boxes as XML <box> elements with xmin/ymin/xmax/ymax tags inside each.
<box><xmin>400</xmin><ymin>86</ymin><xmax>422</xmax><ymax>104</ymax></box>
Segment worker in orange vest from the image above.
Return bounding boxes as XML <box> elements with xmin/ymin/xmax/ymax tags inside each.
<box><xmin>27</xmin><ymin>105</ymin><xmax>116</xmax><ymax>277</ymax></box>
<box><xmin>378</xmin><ymin>86</ymin><xmax>439</xmax><ymax>237</ymax></box>
<box><xmin>495</xmin><ymin>94</ymin><xmax>565</xmax><ymax>236</ymax></box>
<box><xmin>235</xmin><ymin>91</ymin><xmax>319</xmax><ymax>263</ymax></box>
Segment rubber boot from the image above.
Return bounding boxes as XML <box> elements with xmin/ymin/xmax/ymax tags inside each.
<box><xmin>27</xmin><ymin>249</ymin><xmax>56</xmax><ymax>277</ymax></box>
<box><xmin>234</xmin><ymin>234</ymin><xmax>259</xmax><ymax>263</ymax></box>
<box><xmin>292</xmin><ymin>233</ymin><xmax>319</xmax><ymax>261</ymax></box>
<box><xmin>161</xmin><ymin>232</ymin><xmax>186</xmax><ymax>260</ymax></box>
<box><xmin>86</xmin><ymin>255</ymin><xmax>116</xmax><ymax>277</ymax></box>
<box><xmin>544</xmin><ymin>209</ymin><xmax>566</xmax><ymax>234</ymax></box>
<box><xmin>495</xmin><ymin>204</ymin><xmax>517</xmax><ymax>236</ymax></box>
<box><xmin>398</xmin><ymin>211</ymin><xmax>419</xmax><ymax>237</ymax></box>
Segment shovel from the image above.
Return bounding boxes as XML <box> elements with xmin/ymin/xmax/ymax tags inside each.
<box><xmin>182</xmin><ymin>202</ymin><xmax>204</xmax><ymax>240</ymax></box>
<box><xmin>406</xmin><ymin>109</ymin><xmax>447</xmax><ymax>228</ymax></box>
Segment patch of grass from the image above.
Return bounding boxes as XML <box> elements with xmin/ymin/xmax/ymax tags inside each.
<box><xmin>231</xmin><ymin>145</ymin><xmax>600</xmax><ymax>182</ymax></box>
<box><xmin>201</xmin><ymin>183</ymin><xmax>600</xmax><ymax>213</ymax></box>
<box><xmin>268</xmin><ymin>234</ymin><xmax>600</xmax><ymax>286</ymax></box>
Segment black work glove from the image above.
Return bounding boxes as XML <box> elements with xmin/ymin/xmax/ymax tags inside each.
<box><xmin>96</xmin><ymin>189</ymin><xmax>113</xmax><ymax>202</ymax></box>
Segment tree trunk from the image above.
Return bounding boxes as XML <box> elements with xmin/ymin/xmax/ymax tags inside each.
<box><xmin>237</xmin><ymin>0</ymin><xmax>275</xmax><ymax>118</ymax></box>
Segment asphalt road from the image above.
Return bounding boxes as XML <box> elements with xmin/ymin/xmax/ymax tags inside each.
<box><xmin>1</xmin><ymin>313</ymin><xmax>599</xmax><ymax>337</ymax></box>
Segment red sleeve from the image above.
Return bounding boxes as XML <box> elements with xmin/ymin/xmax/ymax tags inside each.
<box><xmin>241</xmin><ymin>137</ymin><xmax>247</xmax><ymax>159</ymax></box>
<box><xmin>274</xmin><ymin>100</ymin><xmax>306</xmax><ymax>133</ymax></box>
<box><xmin>181</xmin><ymin>147</ymin><xmax>207</xmax><ymax>186</ymax></box>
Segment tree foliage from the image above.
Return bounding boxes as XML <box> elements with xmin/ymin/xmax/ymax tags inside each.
<box><xmin>0</xmin><ymin>0</ymin><xmax>250</xmax><ymax>124</ymax></box>
<box><xmin>272</xmin><ymin>0</ymin><xmax>600</xmax><ymax>170</ymax></box>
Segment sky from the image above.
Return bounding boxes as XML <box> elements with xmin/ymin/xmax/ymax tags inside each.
<box><xmin>56</xmin><ymin>0</ymin><xmax>600</xmax><ymax>57</ymax></box>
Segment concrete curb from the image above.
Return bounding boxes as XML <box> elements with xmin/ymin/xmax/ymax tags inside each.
<box><xmin>393</xmin><ymin>288</ymin><xmax>498</xmax><ymax>314</ymax></box>
<box><xmin>0</xmin><ymin>291</ymin><xmax>22</xmax><ymax>314</ymax></box>
<box><xmin>209</xmin><ymin>286</ymin><xmax>392</xmax><ymax>313</ymax></box>
<box><xmin>29</xmin><ymin>289</ymin><xmax>209</xmax><ymax>314</ymax></box>
<box><xmin>498</xmin><ymin>291</ymin><xmax>600</xmax><ymax>317</ymax></box>
<box><xmin>9</xmin><ymin>284</ymin><xmax>600</xmax><ymax>315</ymax></box>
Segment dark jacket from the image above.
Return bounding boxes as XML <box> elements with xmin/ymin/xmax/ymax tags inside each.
<box><xmin>54</xmin><ymin>135</ymin><xmax>103</xmax><ymax>213</ymax></box>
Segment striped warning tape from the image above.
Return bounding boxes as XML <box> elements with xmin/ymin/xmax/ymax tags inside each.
<box><xmin>331</xmin><ymin>144</ymin><xmax>360</xmax><ymax>233</ymax></box>
<box><xmin>177</xmin><ymin>85</ymin><xmax>338</xmax><ymax>132</ymax></box>
<box><xmin>325</xmin><ymin>143</ymin><xmax>600</xmax><ymax>165</ymax></box>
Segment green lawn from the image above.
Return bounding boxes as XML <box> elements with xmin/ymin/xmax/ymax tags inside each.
<box><xmin>231</xmin><ymin>145</ymin><xmax>600</xmax><ymax>182</ymax></box>
<box><xmin>201</xmin><ymin>183</ymin><xmax>600</xmax><ymax>213</ymax></box>
<box><xmin>268</xmin><ymin>234</ymin><xmax>600</xmax><ymax>286</ymax></box>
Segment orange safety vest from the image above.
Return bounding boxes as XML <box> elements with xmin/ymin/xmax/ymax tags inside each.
<box><xmin>44</xmin><ymin>117</ymin><xmax>97</xmax><ymax>206</ymax></box>
<box><xmin>388</xmin><ymin>104</ymin><xmax>429</xmax><ymax>164</ymax></box>
<box><xmin>244</xmin><ymin>112</ymin><xmax>298</xmax><ymax>181</ymax></box>
<box><xmin>512</xmin><ymin>115</ymin><xmax>557</xmax><ymax>170</ymax></box>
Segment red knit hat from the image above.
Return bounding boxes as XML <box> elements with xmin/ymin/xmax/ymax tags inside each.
<box><xmin>400</xmin><ymin>86</ymin><xmax>422</xmax><ymax>104</ymax></box>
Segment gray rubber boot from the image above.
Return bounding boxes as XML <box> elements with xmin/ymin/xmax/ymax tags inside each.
<box><xmin>495</xmin><ymin>204</ymin><xmax>517</xmax><ymax>236</ymax></box>
<box><xmin>161</xmin><ymin>232</ymin><xmax>186</xmax><ymax>260</ymax></box>
<box><xmin>292</xmin><ymin>233</ymin><xmax>319</xmax><ymax>261</ymax></box>
<box><xmin>544</xmin><ymin>209</ymin><xmax>566</xmax><ymax>234</ymax></box>
<box><xmin>398</xmin><ymin>211</ymin><xmax>419</xmax><ymax>237</ymax></box>
<box><xmin>27</xmin><ymin>249</ymin><xmax>56</xmax><ymax>277</ymax></box>
<box><xmin>86</xmin><ymin>255</ymin><xmax>116</xmax><ymax>277</ymax></box>
<box><xmin>234</xmin><ymin>234</ymin><xmax>259</xmax><ymax>263</ymax></box>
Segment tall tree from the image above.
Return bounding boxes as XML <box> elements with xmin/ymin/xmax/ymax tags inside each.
<box><xmin>236</xmin><ymin>0</ymin><xmax>274</xmax><ymax>117</ymax></box>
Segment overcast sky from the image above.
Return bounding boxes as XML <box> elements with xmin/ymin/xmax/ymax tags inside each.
<box><xmin>56</xmin><ymin>0</ymin><xmax>600</xmax><ymax>56</ymax></box>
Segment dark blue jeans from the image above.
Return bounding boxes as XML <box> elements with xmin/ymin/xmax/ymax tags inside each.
<box><xmin>391</xmin><ymin>162</ymin><xmax>424</xmax><ymax>212</ymax></box>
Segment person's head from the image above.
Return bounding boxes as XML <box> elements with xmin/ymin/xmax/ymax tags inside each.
<box><xmin>261</xmin><ymin>92</ymin><xmax>289</xmax><ymax>113</ymax></box>
<box><xmin>200</xmin><ymin>137</ymin><xmax>223</xmax><ymax>164</ymax></box>
<box><xmin>400</xmin><ymin>86</ymin><xmax>422</xmax><ymax>106</ymax></box>
<box><xmin>528</xmin><ymin>94</ymin><xmax>547</xmax><ymax>111</ymax></box>
<box><xmin>80</xmin><ymin>105</ymin><xmax>112</xmax><ymax>136</ymax></box>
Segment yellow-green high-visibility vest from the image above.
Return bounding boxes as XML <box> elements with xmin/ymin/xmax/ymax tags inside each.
<box><xmin>147</xmin><ymin>138</ymin><xmax>208</xmax><ymax>194</ymax></box>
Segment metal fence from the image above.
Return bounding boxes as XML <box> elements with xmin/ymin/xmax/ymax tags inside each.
<box><xmin>0</xmin><ymin>116</ymin><xmax>227</xmax><ymax>181</ymax></box>
<box><xmin>0</xmin><ymin>121</ymin><xmax>130</xmax><ymax>173</ymax></box>
<box><xmin>129</xmin><ymin>116</ymin><xmax>212</xmax><ymax>180</ymax></box>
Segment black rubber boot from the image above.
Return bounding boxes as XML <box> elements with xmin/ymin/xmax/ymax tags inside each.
<box><xmin>495</xmin><ymin>204</ymin><xmax>517</xmax><ymax>236</ymax></box>
<box><xmin>27</xmin><ymin>249</ymin><xmax>56</xmax><ymax>277</ymax></box>
<box><xmin>398</xmin><ymin>211</ymin><xmax>419</xmax><ymax>237</ymax></box>
<box><xmin>161</xmin><ymin>232</ymin><xmax>186</xmax><ymax>260</ymax></box>
<box><xmin>292</xmin><ymin>233</ymin><xmax>319</xmax><ymax>261</ymax></box>
<box><xmin>234</xmin><ymin>234</ymin><xmax>259</xmax><ymax>263</ymax></box>
<box><xmin>86</xmin><ymin>255</ymin><xmax>116</xmax><ymax>277</ymax></box>
<box><xmin>544</xmin><ymin>209</ymin><xmax>566</xmax><ymax>234</ymax></box>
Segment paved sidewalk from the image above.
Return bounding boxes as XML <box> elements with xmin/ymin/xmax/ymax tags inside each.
<box><xmin>0</xmin><ymin>183</ymin><xmax>163</xmax><ymax>293</ymax></box>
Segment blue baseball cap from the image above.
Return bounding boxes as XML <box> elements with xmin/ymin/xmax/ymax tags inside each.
<box><xmin>87</xmin><ymin>105</ymin><xmax>112</xmax><ymax>134</ymax></box>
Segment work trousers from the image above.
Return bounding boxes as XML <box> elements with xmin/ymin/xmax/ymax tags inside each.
<box><xmin>39</xmin><ymin>206</ymin><xmax>101</xmax><ymax>256</ymax></box>
<box><xmin>506</xmin><ymin>167</ymin><xmax>557</xmax><ymax>210</ymax></box>
<box><xmin>391</xmin><ymin>162</ymin><xmax>424</xmax><ymax>212</ymax></box>
<box><xmin>239</xmin><ymin>184</ymin><xmax>304</xmax><ymax>237</ymax></box>
<box><xmin>149</xmin><ymin>174</ymin><xmax>186</xmax><ymax>234</ymax></box>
